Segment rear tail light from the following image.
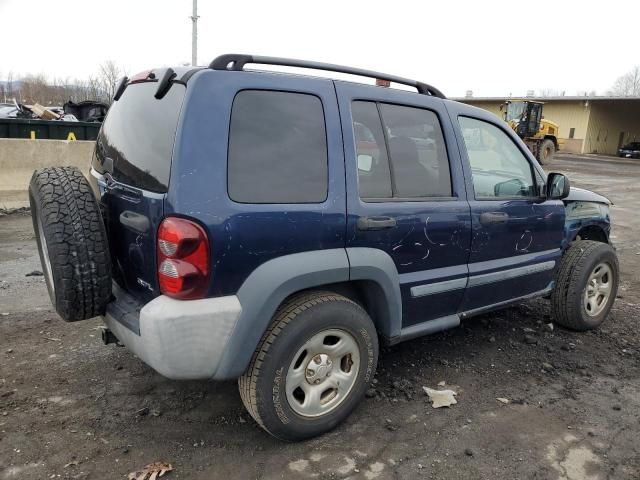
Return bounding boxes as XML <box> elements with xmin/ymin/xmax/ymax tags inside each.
<box><xmin>157</xmin><ymin>217</ymin><xmax>210</xmax><ymax>300</ymax></box>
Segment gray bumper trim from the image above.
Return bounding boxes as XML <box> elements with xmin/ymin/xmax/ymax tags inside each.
<box><xmin>104</xmin><ymin>294</ymin><xmax>241</xmax><ymax>380</ymax></box>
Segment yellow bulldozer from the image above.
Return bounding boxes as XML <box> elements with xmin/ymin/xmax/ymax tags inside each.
<box><xmin>501</xmin><ymin>100</ymin><xmax>559</xmax><ymax>164</ymax></box>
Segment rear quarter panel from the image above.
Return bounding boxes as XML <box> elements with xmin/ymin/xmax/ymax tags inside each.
<box><xmin>166</xmin><ymin>70</ymin><xmax>347</xmax><ymax>297</ymax></box>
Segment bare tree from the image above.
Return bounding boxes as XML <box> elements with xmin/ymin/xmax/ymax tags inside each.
<box><xmin>3</xmin><ymin>61</ymin><xmax>126</xmax><ymax>107</ymax></box>
<box><xmin>608</xmin><ymin>66</ymin><xmax>640</xmax><ymax>96</ymax></box>
<box><xmin>6</xmin><ymin>72</ymin><xmax>14</xmax><ymax>101</ymax></box>
<box><xmin>97</xmin><ymin>60</ymin><xmax>123</xmax><ymax>104</ymax></box>
<box><xmin>19</xmin><ymin>73</ymin><xmax>50</xmax><ymax>104</ymax></box>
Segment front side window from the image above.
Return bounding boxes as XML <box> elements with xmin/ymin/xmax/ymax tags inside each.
<box><xmin>228</xmin><ymin>90</ymin><xmax>328</xmax><ymax>203</ymax></box>
<box><xmin>459</xmin><ymin>116</ymin><xmax>537</xmax><ymax>199</ymax></box>
<box><xmin>351</xmin><ymin>101</ymin><xmax>452</xmax><ymax>199</ymax></box>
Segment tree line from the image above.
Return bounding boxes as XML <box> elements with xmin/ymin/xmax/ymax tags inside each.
<box><xmin>0</xmin><ymin>61</ymin><xmax>124</xmax><ymax>106</ymax></box>
<box><xmin>3</xmin><ymin>62</ymin><xmax>640</xmax><ymax>105</ymax></box>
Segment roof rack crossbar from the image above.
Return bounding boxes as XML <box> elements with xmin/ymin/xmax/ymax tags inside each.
<box><xmin>208</xmin><ymin>54</ymin><xmax>446</xmax><ymax>99</ymax></box>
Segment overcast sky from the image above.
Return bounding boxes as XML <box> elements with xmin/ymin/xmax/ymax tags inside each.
<box><xmin>1</xmin><ymin>0</ymin><xmax>638</xmax><ymax>97</ymax></box>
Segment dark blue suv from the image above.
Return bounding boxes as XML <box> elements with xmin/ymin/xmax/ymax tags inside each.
<box><xmin>29</xmin><ymin>54</ymin><xmax>618</xmax><ymax>441</ymax></box>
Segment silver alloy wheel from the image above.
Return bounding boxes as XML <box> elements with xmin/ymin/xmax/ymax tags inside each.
<box><xmin>37</xmin><ymin>215</ymin><xmax>55</xmax><ymax>298</ymax></box>
<box><xmin>583</xmin><ymin>262</ymin><xmax>612</xmax><ymax>317</ymax></box>
<box><xmin>285</xmin><ymin>328</ymin><xmax>360</xmax><ymax>418</ymax></box>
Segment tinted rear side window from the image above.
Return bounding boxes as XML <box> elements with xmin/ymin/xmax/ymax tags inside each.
<box><xmin>227</xmin><ymin>90</ymin><xmax>328</xmax><ymax>203</ymax></box>
<box><xmin>351</xmin><ymin>101</ymin><xmax>392</xmax><ymax>198</ymax></box>
<box><xmin>380</xmin><ymin>103</ymin><xmax>452</xmax><ymax>198</ymax></box>
<box><xmin>93</xmin><ymin>82</ymin><xmax>185</xmax><ymax>193</ymax></box>
<box><xmin>350</xmin><ymin>101</ymin><xmax>452</xmax><ymax>199</ymax></box>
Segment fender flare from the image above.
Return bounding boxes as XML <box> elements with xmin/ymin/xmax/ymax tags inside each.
<box><xmin>346</xmin><ymin>247</ymin><xmax>402</xmax><ymax>338</ymax></box>
<box><xmin>212</xmin><ymin>248</ymin><xmax>401</xmax><ymax>379</ymax></box>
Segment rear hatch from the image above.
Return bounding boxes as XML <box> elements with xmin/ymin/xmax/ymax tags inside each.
<box><xmin>90</xmin><ymin>76</ymin><xmax>186</xmax><ymax>303</ymax></box>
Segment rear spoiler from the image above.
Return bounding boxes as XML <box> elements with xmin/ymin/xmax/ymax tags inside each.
<box><xmin>113</xmin><ymin>67</ymin><xmax>204</xmax><ymax>102</ymax></box>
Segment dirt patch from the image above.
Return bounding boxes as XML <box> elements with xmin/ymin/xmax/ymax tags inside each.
<box><xmin>1</xmin><ymin>155</ymin><xmax>639</xmax><ymax>479</ymax></box>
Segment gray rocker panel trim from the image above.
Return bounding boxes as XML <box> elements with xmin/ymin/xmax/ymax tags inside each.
<box><xmin>467</xmin><ymin>260</ymin><xmax>556</xmax><ymax>288</ymax></box>
<box><xmin>389</xmin><ymin>314</ymin><xmax>460</xmax><ymax>345</ymax></box>
<box><xmin>410</xmin><ymin>277</ymin><xmax>468</xmax><ymax>298</ymax></box>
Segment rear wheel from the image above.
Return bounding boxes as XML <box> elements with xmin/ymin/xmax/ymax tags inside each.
<box><xmin>29</xmin><ymin>167</ymin><xmax>111</xmax><ymax>321</ymax></box>
<box><xmin>239</xmin><ymin>291</ymin><xmax>378</xmax><ymax>441</ymax></box>
<box><xmin>538</xmin><ymin>139</ymin><xmax>555</xmax><ymax>164</ymax></box>
<box><xmin>551</xmin><ymin>240</ymin><xmax>618</xmax><ymax>331</ymax></box>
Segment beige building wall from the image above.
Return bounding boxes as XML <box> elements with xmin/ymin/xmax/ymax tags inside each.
<box><xmin>584</xmin><ymin>101</ymin><xmax>640</xmax><ymax>155</ymax></box>
<box><xmin>459</xmin><ymin>100</ymin><xmax>503</xmax><ymax>119</ymax></box>
<box><xmin>460</xmin><ymin>99</ymin><xmax>592</xmax><ymax>153</ymax></box>
<box><xmin>539</xmin><ymin>101</ymin><xmax>591</xmax><ymax>140</ymax></box>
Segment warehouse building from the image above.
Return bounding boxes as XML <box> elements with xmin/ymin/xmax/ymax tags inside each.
<box><xmin>457</xmin><ymin>96</ymin><xmax>640</xmax><ymax>155</ymax></box>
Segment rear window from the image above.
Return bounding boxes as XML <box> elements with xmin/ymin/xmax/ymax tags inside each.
<box><xmin>227</xmin><ymin>90</ymin><xmax>328</xmax><ymax>204</ymax></box>
<box><xmin>93</xmin><ymin>82</ymin><xmax>185</xmax><ymax>193</ymax></box>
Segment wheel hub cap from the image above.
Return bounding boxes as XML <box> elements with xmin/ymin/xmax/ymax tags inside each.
<box><xmin>285</xmin><ymin>328</ymin><xmax>360</xmax><ymax>418</ymax></box>
<box><xmin>305</xmin><ymin>354</ymin><xmax>332</xmax><ymax>385</ymax></box>
<box><xmin>583</xmin><ymin>262</ymin><xmax>612</xmax><ymax>317</ymax></box>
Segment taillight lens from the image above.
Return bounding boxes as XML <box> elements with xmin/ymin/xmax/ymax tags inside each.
<box><xmin>157</xmin><ymin>217</ymin><xmax>210</xmax><ymax>300</ymax></box>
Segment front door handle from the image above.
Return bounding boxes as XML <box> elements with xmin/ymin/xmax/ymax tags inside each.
<box><xmin>357</xmin><ymin>216</ymin><xmax>397</xmax><ymax>231</ymax></box>
<box><xmin>479</xmin><ymin>211</ymin><xmax>509</xmax><ymax>225</ymax></box>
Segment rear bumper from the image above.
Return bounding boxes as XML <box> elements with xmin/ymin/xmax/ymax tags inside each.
<box><xmin>103</xmin><ymin>287</ymin><xmax>242</xmax><ymax>380</ymax></box>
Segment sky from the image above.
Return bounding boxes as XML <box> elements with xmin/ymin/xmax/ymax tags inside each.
<box><xmin>1</xmin><ymin>0</ymin><xmax>639</xmax><ymax>97</ymax></box>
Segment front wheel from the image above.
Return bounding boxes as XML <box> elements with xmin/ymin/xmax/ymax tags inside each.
<box><xmin>538</xmin><ymin>139</ymin><xmax>556</xmax><ymax>165</ymax></box>
<box><xmin>551</xmin><ymin>240</ymin><xmax>619</xmax><ymax>331</ymax></box>
<box><xmin>238</xmin><ymin>291</ymin><xmax>378</xmax><ymax>441</ymax></box>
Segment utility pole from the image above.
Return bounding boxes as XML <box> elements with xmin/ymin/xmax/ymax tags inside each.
<box><xmin>191</xmin><ymin>0</ymin><xmax>199</xmax><ymax>66</ymax></box>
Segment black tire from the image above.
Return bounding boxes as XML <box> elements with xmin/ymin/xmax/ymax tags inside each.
<box><xmin>239</xmin><ymin>291</ymin><xmax>378</xmax><ymax>441</ymax></box>
<box><xmin>538</xmin><ymin>139</ymin><xmax>555</xmax><ymax>165</ymax></box>
<box><xmin>29</xmin><ymin>167</ymin><xmax>111</xmax><ymax>321</ymax></box>
<box><xmin>551</xmin><ymin>240</ymin><xmax>618</xmax><ymax>331</ymax></box>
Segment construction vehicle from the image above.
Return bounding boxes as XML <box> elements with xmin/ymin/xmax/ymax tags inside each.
<box><xmin>501</xmin><ymin>100</ymin><xmax>559</xmax><ymax>164</ymax></box>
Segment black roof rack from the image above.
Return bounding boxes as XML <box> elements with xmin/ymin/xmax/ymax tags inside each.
<box><xmin>208</xmin><ymin>54</ymin><xmax>446</xmax><ymax>99</ymax></box>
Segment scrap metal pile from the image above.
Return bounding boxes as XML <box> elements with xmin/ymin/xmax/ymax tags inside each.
<box><xmin>0</xmin><ymin>99</ymin><xmax>108</xmax><ymax>122</ymax></box>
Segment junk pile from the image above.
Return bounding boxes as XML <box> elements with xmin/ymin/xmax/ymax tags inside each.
<box><xmin>0</xmin><ymin>99</ymin><xmax>108</xmax><ymax>122</ymax></box>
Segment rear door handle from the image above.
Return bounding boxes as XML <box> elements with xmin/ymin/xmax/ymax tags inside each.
<box><xmin>479</xmin><ymin>212</ymin><xmax>509</xmax><ymax>225</ymax></box>
<box><xmin>357</xmin><ymin>216</ymin><xmax>397</xmax><ymax>231</ymax></box>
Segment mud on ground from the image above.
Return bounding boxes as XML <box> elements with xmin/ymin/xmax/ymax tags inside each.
<box><xmin>1</xmin><ymin>155</ymin><xmax>639</xmax><ymax>479</ymax></box>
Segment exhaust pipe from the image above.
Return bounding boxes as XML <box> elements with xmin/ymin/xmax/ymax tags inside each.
<box><xmin>101</xmin><ymin>328</ymin><xmax>120</xmax><ymax>345</ymax></box>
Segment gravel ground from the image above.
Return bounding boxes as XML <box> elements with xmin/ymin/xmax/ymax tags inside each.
<box><xmin>1</xmin><ymin>154</ymin><xmax>639</xmax><ymax>480</ymax></box>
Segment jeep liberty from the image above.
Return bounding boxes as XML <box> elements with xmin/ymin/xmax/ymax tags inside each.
<box><xmin>29</xmin><ymin>54</ymin><xmax>618</xmax><ymax>440</ymax></box>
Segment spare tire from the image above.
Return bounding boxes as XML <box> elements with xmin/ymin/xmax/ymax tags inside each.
<box><xmin>29</xmin><ymin>167</ymin><xmax>112</xmax><ymax>321</ymax></box>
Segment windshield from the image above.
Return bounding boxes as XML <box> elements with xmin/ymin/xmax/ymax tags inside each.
<box><xmin>505</xmin><ymin>102</ymin><xmax>526</xmax><ymax>122</ymax></box>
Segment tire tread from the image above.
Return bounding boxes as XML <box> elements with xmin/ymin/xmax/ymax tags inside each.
<box><xmin>238</xmin><ymin>291</ymin><xmax>358</xmax><ymax>436</ymax></box>
<box><xmin>551</xmin><ymin>240</ymin><xmax>617</xmax><ymax>330</ymax></box>
<box><xmin>29</xmin><ymin>166</ymin><xmax>111</xmax><ymax>321</ymax></box>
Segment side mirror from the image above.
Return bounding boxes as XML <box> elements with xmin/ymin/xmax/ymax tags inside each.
<box><xmin>547</xmin><ymin>172</ymin><xmax>570</xmax><ymax>200</ymax></box>
<box><xmin>357</xmin><ymin>154</ymin><xmax>373</xmax><ymax>172</ymax></box>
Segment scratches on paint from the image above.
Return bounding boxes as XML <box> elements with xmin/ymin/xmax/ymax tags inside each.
<box><xmin>424</xmin><ymin>217</ymin><xmax>447</xmax><ymax>247</ymax></box>
<box><xmin>516</xmin><ymin>230</ymin><xmax>533</xmax><ymax>252</ymax></box>
<box><xmin>471</xmin><ymin>229</ymin><xmax>490</xmax><ymax>253</ymax></box>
